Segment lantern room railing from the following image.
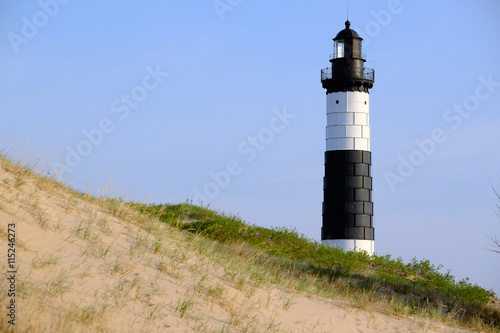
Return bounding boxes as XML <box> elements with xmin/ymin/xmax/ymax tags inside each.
<box><xmin>363</xmin><ymin>68</ymin><xmax>374</xmax><ymax>80</ymax></box>
<box><xmin>329</xmin><ymin>52</ymin><xmax>366</xmax><ymax>60</ymax></box>
<box><xmin>321</xmin><ymin>68</ymin><xmax>331</xmax><ymax>81</ymax></box>
<box><xmin>321</xmin><ymin>67</ymin><xmax>374</xmax><ymax>81</ymax></box>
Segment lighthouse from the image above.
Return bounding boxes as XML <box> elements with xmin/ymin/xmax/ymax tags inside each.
<box><xmin>321</xmin><ymin>21</ymin><xmax>375</xmax><ymax>254</ymax></box>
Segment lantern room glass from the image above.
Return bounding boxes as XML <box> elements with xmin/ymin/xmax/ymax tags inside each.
<box><xmin>335</xmin><ymin>40</ymin><xmax>344</xmax><ymax>58</ymax></box>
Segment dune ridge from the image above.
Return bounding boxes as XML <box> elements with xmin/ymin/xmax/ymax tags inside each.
<box><xmin>0</xmin><ymin>156</ymin><xmax>486</xmax><ymax>332</ymax></box>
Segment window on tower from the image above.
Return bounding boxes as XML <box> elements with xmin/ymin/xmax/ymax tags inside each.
<box><xmin>335</xmin><ymin>40</ymin><xmax>344</xmax><ymax>58</ymax></box>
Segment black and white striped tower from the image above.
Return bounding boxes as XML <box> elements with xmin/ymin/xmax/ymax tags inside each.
<box><xmin>320</xmin><ymin>21</ymin><xmax>375</xmax><ymax>254</ymax></box>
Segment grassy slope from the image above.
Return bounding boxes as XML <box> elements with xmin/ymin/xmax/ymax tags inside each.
<box><xmin>131</xmin><ymin>202</ymin><xmax>500</xmax><ymax>331</ymax></box>
<box><xmin>0</xmin><ymin>153</ymin><xmax>498</xmax><ymax>332</ymax></box>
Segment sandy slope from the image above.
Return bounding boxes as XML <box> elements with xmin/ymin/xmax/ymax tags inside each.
<box><xmin>0</xmin><ymin>160</ymin><xmax>475</xmax><ymax>332</ymax></box>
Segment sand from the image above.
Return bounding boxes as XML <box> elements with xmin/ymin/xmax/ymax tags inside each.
<box><xmin>0</xmin><ymin>160</ymin><xmax>476</xmax><ymax>332</ymax></box>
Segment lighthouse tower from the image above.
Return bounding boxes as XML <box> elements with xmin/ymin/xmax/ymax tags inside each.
<box><xmin>321</xmin><ymin>21</ymin><xmax>375</xmax><ymax>254</ymax></box>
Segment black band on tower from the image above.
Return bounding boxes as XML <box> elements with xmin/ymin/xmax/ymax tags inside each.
<box><xmin>321</xmin><ymin>150</ymin><xmax>374</xmax><ymax>241</ymax></box>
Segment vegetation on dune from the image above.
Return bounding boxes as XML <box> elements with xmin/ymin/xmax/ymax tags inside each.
<box><xmin>1</xmin><ymin>151</ymin><xmax>499</xmax><ymax>332</ymax></box>
<box><xmin>131</xmin><ymin>201</ymin><xmax>500</xmax><ymax>330</ymax></box>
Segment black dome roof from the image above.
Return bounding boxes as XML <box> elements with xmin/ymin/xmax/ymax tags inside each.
<box><xmin>334</xmin><ymin>21</ymin><xmax>361</xmax><ymax>40</ymax></box>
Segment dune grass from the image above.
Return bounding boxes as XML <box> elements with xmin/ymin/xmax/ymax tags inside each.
<box><xmin>131</xmin><ymin>201</ymin><xmax>500</xmax><ymax>331</ymax></box>
<box><xmin>1</xmin><ymin>151</ymin><xmax>499</xmax><ymax>332</ymax></box>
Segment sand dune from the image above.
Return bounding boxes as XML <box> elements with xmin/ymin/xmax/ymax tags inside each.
<box><xmin>0</xmin><ymin>158</ymin><xmax>476</xmax><ymax>332</ymax></box>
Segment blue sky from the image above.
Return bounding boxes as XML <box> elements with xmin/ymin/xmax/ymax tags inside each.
<box><xmin>2</xmin><ymin>0</ymin><xmax>500</xmax><ymax>293</ymax></box>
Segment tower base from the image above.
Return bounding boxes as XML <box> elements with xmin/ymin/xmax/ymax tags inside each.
<box><xmin>322</xmin><ymin>239</ymin><xmax>374</xmax><ymax>255</ymax></box>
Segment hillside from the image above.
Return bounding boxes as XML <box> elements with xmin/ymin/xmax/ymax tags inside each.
<box><xmin>0</xmin><ymin>155</ymin><xmax>498</xmax><ymax>333</ymax></box>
